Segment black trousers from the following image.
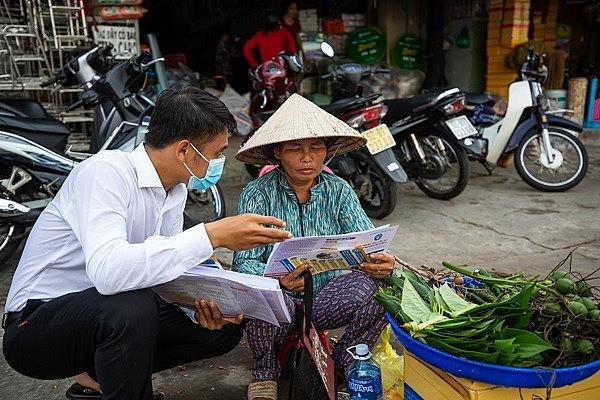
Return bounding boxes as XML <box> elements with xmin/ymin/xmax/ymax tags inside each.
<box><xmin>3</xmin><ymin>287</ymin><xmax>243</xmax><ymax>400</ymax></box>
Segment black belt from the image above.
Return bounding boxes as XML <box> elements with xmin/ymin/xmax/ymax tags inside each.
<box><xmin>2</xmin><ymin>310</ymin><xmax>23</xmax><ymax>329</ymax></box>
<box><xmin>2</xmin><ymin>299</ymin><xmax>45</xmax><ymax>329</ymax></box>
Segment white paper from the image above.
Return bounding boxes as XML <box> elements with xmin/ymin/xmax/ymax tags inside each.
<box><xmin>264</xmin><ymin>225</ymin><xmax>399</xmax><ymax>277</ymax></box>
<box><xmin>153</xmin><ymin>265</ymin><xmax>290</xmax><ymax>327</ymax></box>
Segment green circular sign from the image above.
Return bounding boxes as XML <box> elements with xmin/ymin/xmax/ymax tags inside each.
<box><xmin>391</xmin><ymin>34</ymin><xmax>424</xmax><ymax>70</ymax></box>
<box><xmin>345</xmin><ymin>26</ymin><xmax>386</xmax><ymax>64</ymax></box>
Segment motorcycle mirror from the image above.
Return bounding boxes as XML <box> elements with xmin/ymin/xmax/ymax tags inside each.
<box><xmin>321</xmin><ymin>42</ymin><xmax>335</xmax><ymax>58</ymax></box>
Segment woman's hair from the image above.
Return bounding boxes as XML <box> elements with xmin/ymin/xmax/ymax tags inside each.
<box><xmin>145</xmin><ymin>86</ymin><xmax>236</xmax><ymax>149</ymax></box>
<box><xmin>281</xmin><ymin>1</ymin><xmax>298</xmax><ymax>16</ymax></box>
<box><xmin>263</xmin><ymin>13</ymin><xmax>281</xmax><ymax>32</ymax></box>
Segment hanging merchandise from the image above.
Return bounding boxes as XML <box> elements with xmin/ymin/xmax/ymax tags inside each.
<box><xmin>390</xmin><ymin>34</ymin><xmax>424</xmax><ymax>70</ymax></box>
<box><xmin>457</xmin><ymin>25</ymin><xmax>470</xmax><ymax>48</ymax></box>
<box><xmin>345</xmin><ymin>26</ymin><xmax>387</xmax><ymax>64</ymax></box>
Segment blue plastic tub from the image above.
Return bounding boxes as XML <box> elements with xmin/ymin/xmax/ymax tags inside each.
<box><xmin>387</xmin><ymin>312</ymin><xmax>600</xmax><ymax>388</ymax></box>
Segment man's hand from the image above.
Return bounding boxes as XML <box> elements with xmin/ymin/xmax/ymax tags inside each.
<box><xmin>278</xmin><ymin>263</ymin><xmax>311</xmax><ymax>292</ymax></box>
<box><xmin>194</xmin><ymin>299</ymin><xmax>243</xmax><ymax>330</ymax></box>
<box><xmin>357</xmin><ymin>252</ymin><xmax>395</xmax><ymax>279</ymax></box>
<box><xmin>205</xmin><ymin>213</ymin><xmax>293</xmax><ymax>250</ymax></box>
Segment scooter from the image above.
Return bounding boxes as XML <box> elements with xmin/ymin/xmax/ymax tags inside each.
<box><xmin>382</xmin><ymin>87</ymin><xmax>475</xmax><ymax>200</ymax></box>
<box><xmin>463</xmin><ymin>47</ymin><xmax>588</xmax><ymax>191</ymax></box>
<box><xmin>0</xmin><ymin>46</ymin><xmax>224</xmax><ymax>266</ymax></box>
<box><xmin>0</xmin><ymin>196</ymin><xmax>41</xmax><ymax>265</ymax></box>
<box><xmin>316</xmin><ymin>42</ymin><xmax>407</xmax><ymax>219</ymax></box>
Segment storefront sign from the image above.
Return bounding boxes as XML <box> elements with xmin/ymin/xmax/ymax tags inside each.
<box><xmin>345</xmin><ymin>26</ymin><xmax>386</xmax><ymax>63</ymax></box>
<box><xmin>391</xmin><ymin>34</ymin><xmax>424</xmax><ymax>70</ymax></box>
<box><xmin>92</xmin><ymin>25</ymin><xmax>138</xmax><ymax>59</ymax></box>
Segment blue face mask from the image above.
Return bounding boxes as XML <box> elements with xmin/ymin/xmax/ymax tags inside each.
<box><xmin>183</xmin><ymin>142</ymin><xmax>226</xmax><ymax>190</ymax></box>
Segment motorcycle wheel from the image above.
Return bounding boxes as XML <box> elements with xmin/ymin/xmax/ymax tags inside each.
<box><xmin>410</xmin><ymin>132</ymin><xmax>470</xmax><ymax>199</ymax></box>
<box><xmin>345</xmin><ymin>150</ymin><xmax>397</xmax><ymax>219</ymax></box>
<box><xmin>183</xmin><ymin>183</ymin><xmax>226</xmax><ymax>229</ymax></box>
<box><xmin>514</xmin><ymin>127</ymin><xmax>588</xmax><ymax>191</ymax></box>
<box><xmin>0</xmin><ymin>221</ymin><xmax>26</xmax><ymax>267</ymax></box>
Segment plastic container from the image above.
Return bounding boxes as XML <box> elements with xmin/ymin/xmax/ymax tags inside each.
<box><xmin>545</xmin><ymin>89</ymin><xmax>567</xmax><ymax>108</ymax></box>
<box><xmin>346</xmin><ymin>344</ymin><xmax>383</xmax><ymax>400</ymax></box>
<box><xmin>387</xmin><ymin>312</ymin><xmax>600</xmax><ymax>388</ymax></box>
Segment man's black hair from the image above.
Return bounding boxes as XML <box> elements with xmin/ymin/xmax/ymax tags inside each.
<box><xmin>263</xmin><ymin>13</ymin><xmax>281</xmax><ymax>32</ymax></box>
<box><xmin>145</xmin><ymin>86</ymin><xmax>236</xmax><ymax>149</ymax></box>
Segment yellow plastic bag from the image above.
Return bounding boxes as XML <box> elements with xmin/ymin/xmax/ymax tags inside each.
<box><xmin>372</xmin><ymin>324</ymin><xmax>404</xmax><ymax>400</ymax></box>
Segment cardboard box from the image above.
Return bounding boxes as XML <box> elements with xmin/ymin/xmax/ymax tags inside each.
<box><xmin>486</xmin><ymin>72</ymin><xmax>518</xmax><ymax>87</ymax></box>
<box><xmin>402</xmin><ymin>351</ymin><xmax>600</xmax><ymax>400</ymax></box>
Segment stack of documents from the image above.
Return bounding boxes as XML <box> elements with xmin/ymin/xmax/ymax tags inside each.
<box><xmin>153</xmin><ymin>264</ymin><xmax>291</xmax><ymax>327</ymax></box>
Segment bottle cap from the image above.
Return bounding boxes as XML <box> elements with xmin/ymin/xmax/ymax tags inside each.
<box><xmin>355</xmin><ymin>343</ymin><xmax>369</xmax><ymax>356</ymax></box>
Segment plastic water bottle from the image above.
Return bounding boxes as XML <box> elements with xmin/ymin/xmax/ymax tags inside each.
<box><xmin>346</xmin><ymin>343</ymin><xmax>383</xmax><ymax>400</ymax></box>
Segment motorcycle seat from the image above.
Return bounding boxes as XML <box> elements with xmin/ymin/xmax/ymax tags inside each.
<box><xmin>463</xmin><ymin>92</ymin><xmax>495</xmax><ymax>106</ymax></box>
<box><xmin>0</xmin><ymin>98</ymin><xmax>50</xmax><ymax>118</ymax></box>
<box><xmin>381</xmin><ymin>92</ymin><xmax>441</xmax><ymax>124</ymax></box>
<box><xmin>0</xmin><ymin>115</ymin><xmax>70</xmax><ymax>136</ymax></box>
<box><xmin>255</xmin><ymin>109</ymin><xmax>277</xmax><ymax>124</ymax></box>
<box><xmin>321</xmin><ymin>96</ymin><xmax>369</xmax><ymax>115</ymax></box>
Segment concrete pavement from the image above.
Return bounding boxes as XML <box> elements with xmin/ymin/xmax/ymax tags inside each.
<box><xmin>1</xmin><ymin>132</ymin><xmax>598</xmax><ymax>399</ymax></box>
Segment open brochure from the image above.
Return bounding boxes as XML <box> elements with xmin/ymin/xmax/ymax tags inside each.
<box><xmin>153</xmin><ymin>261</ymin><xmax>291</xmax><ymax>327</ymax></box>
<box><xmin>264</xmin><ymin>225</ymin><xmax>399</xmax><ymax>277</ymax></box>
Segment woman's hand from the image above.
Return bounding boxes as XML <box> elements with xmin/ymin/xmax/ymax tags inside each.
<box><xmin>194</xmin><ymin>299</ymin><xmax>243</xmax><ymax>330</ymax></box>
<box><xmin>357</xmin><ymin>252</ymin><xmax>395</xmax><ymax>279</ymax></box>
<box><xmin>278</xmin><ymin>263</ymin><xmax>311</xmax><ymax>292</ymax></box>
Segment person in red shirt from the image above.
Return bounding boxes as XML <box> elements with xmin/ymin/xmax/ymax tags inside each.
<box><xmin>243</xmin><ymin>14</ymin><xmax>297</xmax><ymax>69</ymax></box>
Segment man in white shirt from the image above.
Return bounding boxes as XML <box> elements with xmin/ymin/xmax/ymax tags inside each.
<box><xmin>2</xmin><ymin>87</ymin><xmax>292</xmax><ymax>400</ymax></box>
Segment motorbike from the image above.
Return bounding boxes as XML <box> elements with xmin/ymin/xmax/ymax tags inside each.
<box><xmin>248</xmin><ymin>50</ymin><xmax>303</xmax><ymax>128</ymax></box>
<box><xmin>381</xmin><ymin>87</ymin><xmax>475</xmax><ymax>200</ymax></box>
<box><xmin>0</xmin><ymin>196</ymin><xmax>42</xmax><ymax>265</ymax></box>
<box><xmin>462</xmin><ymin>47</ymin><xmax>588</xmax><ymax>191</ymax></box>
<box><xmin>0</xmin><ymin>46</ymin><xmax>224</xmax><ymax>267</ymax></box>
<box><xmin>317</xmin><ymin>54</ymin><xmax>408</xmax><ymax>219</ymax></box>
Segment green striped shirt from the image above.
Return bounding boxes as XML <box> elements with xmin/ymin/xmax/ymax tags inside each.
<box><xmin>232</xmin><ymin>168</ymin><xmax>374</xmax><ymax>294</ymax></box>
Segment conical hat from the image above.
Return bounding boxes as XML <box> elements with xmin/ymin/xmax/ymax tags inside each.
<box><xmin>236</xmin><ymin>93</ymin><xmax>366</xmax><ymax>165</ymax></box>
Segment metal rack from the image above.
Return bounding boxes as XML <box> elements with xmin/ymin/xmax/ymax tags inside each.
<box><xmin>0</xmin><ymin>0</ymin><xmax>93</xmax><ymax>127</ymax></box>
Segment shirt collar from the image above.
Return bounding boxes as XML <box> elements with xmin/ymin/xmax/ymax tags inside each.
<box><xmin>132</xmin><ymin>142</ymin><xmax>188</xmax><ymax>203</ymax></box>
<box><xmin>132</xmin><ymin>143</ymin><xmax>164</xmax><ymax>189</ymax></box>
<box><xmin>276</xmin><ymin>168</ymin><xmax>325</xmax><ymax>205</ymax></box>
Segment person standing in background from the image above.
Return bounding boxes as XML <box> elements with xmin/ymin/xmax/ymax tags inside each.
<box><xmin>281</xmin><ymin>1</ymin><xmax>301</xmax><ymax>50</ymax></box>
<box><xmin>214</xmin><ymin>31</ymin><xmax>233</xmax><ymax>91</ymax></box>
<box><xmin>243</xmin><ymin>13</ymin><xmax>297</xmax><ymax>69</ymax></box>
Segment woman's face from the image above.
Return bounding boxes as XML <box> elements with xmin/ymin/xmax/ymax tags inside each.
<box><xmin>274</xmin><ymin>138</ymin><xmax>327</xmax><ymax>184</ymax></box>
<box><xmin>287</xmin><ymin>3</ymin><xmax>298</xmax><ymax>18</ymax></box>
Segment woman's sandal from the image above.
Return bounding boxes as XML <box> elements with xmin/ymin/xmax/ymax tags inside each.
<box><xmin>247</xmin><ymin>380</ymin><xmax>278</xmax><ymax>400</ymax></box>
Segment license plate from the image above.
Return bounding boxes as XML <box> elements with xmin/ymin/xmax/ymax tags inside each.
<box><xmin>362</xmin><ymin>124</ymin><xmax>396</xmax><ymax>155</ymax></box>
<box><xmin>446</xmin><ymin>115</ymin><xmax>478</xmax><ymax>139</ymax></box>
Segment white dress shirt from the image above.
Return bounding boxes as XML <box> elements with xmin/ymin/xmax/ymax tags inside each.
<box><xmin>5</xmin><ymin>143</ymin><xmax>213</xmax><ymax>313</ymax></box>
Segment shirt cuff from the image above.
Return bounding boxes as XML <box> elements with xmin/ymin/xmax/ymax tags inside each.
<box><xmin>175</xmin><ymin>223</ymin><xmax>214</xmax><ymax>269</ymax></box>
<box><xmin>181</xmin><ymin>306</ymin><xmax>199</xmax><ymax>324</ymax></box>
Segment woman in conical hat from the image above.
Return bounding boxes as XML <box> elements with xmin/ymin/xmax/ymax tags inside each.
<box><xmin>234</xmin><ymin>94</ymin><xmax>395</xmax><ymax>400</ymax></box>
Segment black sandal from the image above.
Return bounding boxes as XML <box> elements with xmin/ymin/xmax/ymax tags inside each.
<box><xmin>65</xmin><ymin>383</ymin><xmax>165</xmax><ymax>399</ymax></box>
